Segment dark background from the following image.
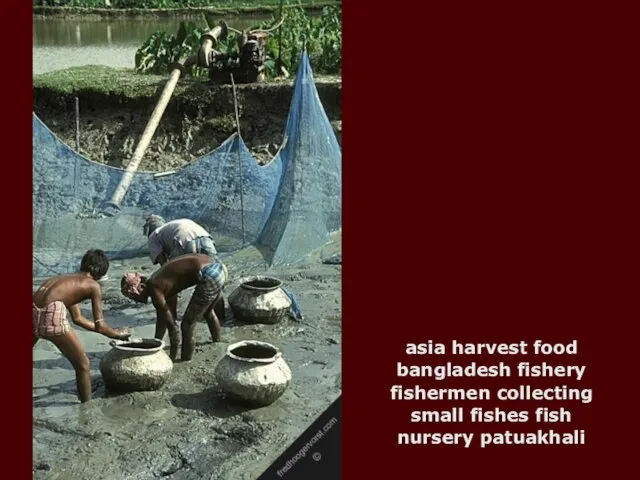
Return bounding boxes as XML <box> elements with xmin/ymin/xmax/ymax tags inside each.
<box><xmin>341</xmin><ymin>1</ymin><xmax>636</xmax><ymax>478</ymax></box>
<box><xmin>12</xmin><ymin>1</ymin><xmax>637</xmax><ymax>477</ymax></box>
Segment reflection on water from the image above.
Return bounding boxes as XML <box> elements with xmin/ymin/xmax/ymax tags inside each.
<box><xmin>33</xmin><ymin>15</ymin><xmax>272</xmax><ymax>74</ymax></box>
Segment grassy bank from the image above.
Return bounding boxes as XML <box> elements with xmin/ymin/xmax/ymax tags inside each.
<box><xmin>33</xmin><ymin>1</ymin><xmax>340</xmax><ymax>18</ymax></box>
<box><xmin>34</xmin><ymin>65</ymin><xmax>192</xmax><ymax>99</ymax></box>
<box><xmin>33</xmin><ymin>65</ymin><xmax>340</xmax><ymax>99</ymax></box>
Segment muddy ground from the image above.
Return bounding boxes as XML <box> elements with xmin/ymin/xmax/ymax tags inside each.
<box><xmin>33</xmin><ymin>77</ymin><xmax>341</xmax><ymax>172</ymax></box>
<box><xmin>32</xmin><ymin>234</ymin><xmax>341</xmax><ymax>480</ymax></box>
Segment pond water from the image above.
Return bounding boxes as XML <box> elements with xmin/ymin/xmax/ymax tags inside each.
<box><xmin>33</xmin><ymin>15</ymin><xmax>272</xmax><ymax>74</ymax></box>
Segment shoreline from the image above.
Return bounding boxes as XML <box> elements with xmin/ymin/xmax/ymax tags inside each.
<box><xmin>33</xmin><ymin>2</ymin><xmax>339</xmax><ymax>19</ymax></box>
<box><xmin>32</xmin><ymin>65</ymin><xmax>341</xmax><ymax>99</ymax></box>
<box><xmin>33</xmin><ymin>66</ymin><xmax>341</xmax><ymax>171</ymax></box>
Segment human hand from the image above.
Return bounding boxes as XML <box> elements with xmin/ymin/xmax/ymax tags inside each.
<box><xmin>111</xmin><ymin>328</ymin><xmax>131</xmax><ymax>340</ymax></box>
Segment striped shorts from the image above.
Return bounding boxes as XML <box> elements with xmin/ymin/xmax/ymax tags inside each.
<box><xmin>33</xmin><ymin>301</ymin><xmax>71</xmax><ymax>338</ymax></box>
<box><xmin>190</xmin><ymin>261</ymin><xmax>228</xmax><ymax>307</ymax></box>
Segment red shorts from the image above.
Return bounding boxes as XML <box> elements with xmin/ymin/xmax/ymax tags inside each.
<box><xmin>33</xmin><ymin>301</ymin><xmax>71</xmax><ymax>338</ymax></box>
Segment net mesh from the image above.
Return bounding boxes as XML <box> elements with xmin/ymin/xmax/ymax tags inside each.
<box><xmin>33</xmin><ymin>52</ymin><xmax>341</xmax><ymax>277</ymax></box>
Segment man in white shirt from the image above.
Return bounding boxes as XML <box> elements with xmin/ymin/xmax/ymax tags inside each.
<box><xmin>143</xmin><ymin>215</ymin><xmax>217</xmax><ymax>266</ymax></box>
<box><xmin>142</xmin><ymin>214</ymin><xmax>226</xmax><ymax>331</ymax></box>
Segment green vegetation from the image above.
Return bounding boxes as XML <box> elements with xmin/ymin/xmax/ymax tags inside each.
<box><xmin>135</xmin><ymin>4</ymin><xmax>341</xmax><ymax>78</ymax></box>
<box><xmin>33</xmin><ymin>66</ymin><xmax>169</xmax><ymax>98</ymax></box>
<box><xmin>32</xmin><ymin>65</ymin><xmax>222</xmax><ymax>104</ymax></box>
<box><xmin>33</xmin><ymin>65</ymin><xmax>229</xmax><ymax>111</ymax></box>
<box><xmin>36</xmin><ymin>1</ymin><xmax>334</xmax><ymax>8</ymax></box>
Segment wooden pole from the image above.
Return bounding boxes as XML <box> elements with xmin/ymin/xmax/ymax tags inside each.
<box><xmin>276</xmin><ymin>0</ymin><xmax>284</xmax><ymax>75</ymax></box>
<box><xmin>75</xmin><ymin>96</ymin><xmax>80</xmax><ymax>152</ymax></box>
<box><xmin>230</xmin><ymin>74</ymin><xmax>246</xmax><ymax>246</ymax></box>
<box><xmin>103</xmin><ymin>63</ymin><xmax>187</xmax><ymax>214</ymax></box>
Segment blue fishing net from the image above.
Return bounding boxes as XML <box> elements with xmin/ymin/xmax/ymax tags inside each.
<box><xmin>33</xmin><ymin>52</ymin><xmax>341</xmax><ymax>277</ymax></box>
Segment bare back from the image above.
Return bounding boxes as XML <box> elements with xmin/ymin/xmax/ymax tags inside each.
<box><xmin>34</xmin><ymin>274</ymin><xmax>103</xmax><ymax>322</ymax></box>
<box><xmin>148</xmin><ymin>254</ymin><xmax>213</xmax><ymax>300</ymax></box>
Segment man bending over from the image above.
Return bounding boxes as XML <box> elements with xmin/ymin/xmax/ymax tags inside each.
<box><xmin>143</xmin><ymin>215</ymin><xmax>217</xmax><ymax>266</ymax></box>
<box><xmin>120</xmin><ymin>254</ymin><xmax>227</xmax><ymax>362</ymax></box>
<box><xmin>142</xmin><ymin>215</ymin><xmax>222</xmax><ymax>326</ymax></box>
<box><xmin>33</xmin><ymin>249</ymin><xmax>131</xmax><ymax>403</ymax></box>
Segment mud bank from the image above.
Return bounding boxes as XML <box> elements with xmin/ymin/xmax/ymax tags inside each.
<box><xmin>33</xmin><ymin>234</ymin><xmax>342</xmax><ymax>480</ymax></box>
<box><xmin>33</xmin><ymin>3</ymin><xmax>339</xmax><ymax>20</ymax></box>
<box><xmin>33</xmin><ymin>66</ymin><xmax>342</xmax><ymax>171</ymax></box>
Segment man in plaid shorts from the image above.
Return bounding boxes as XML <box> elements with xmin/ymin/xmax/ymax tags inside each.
<box><xmin>120</xmin><ymin>254</ymin><xmax>228</xmax><ymax>362</ymax></box>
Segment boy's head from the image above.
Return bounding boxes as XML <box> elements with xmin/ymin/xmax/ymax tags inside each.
<box><xmin>80</xmin><ymin>249</ymin><xmax>109</xmax><ymax>280</ymax></box>
<box><xmin>121</xmin><ymin>272</ymin><xmax>148</xmax><ymax>303</ymax></box>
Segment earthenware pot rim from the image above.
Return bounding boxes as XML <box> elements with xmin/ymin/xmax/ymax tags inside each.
<box><xmin>238</xmin><ymin>275</ymin><xmax>283</xmax><ymax>292</ymax></box>
<box><xmin>226</xmin><ymin>340</ymin><xmax>282</xmax><ymax>363</ymax></box>
<box><xmin>109</xmin><ymin>337</ymin><xmax>165</xmax><ymax>353</ymax></box>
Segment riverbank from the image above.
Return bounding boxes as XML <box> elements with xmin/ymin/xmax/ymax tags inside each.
<box><xmin>33</xmin><ymin>1</ymin><xmax>340</xmax><ymax>19</ymax></box>
<box><xmin>33</xmin><ymin>66</ymin><xmax>341</xmax><ymax>171</ymax></box>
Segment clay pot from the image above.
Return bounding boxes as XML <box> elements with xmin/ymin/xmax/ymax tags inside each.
<box><xmin>99</xmin><ymin>338</ymin><xmax>173</xmax><ymax>393</ymax></box>
<box><xmin>228</xmin><ymin>276</ymin><xmax>291</xmax><ymax>325</ymax></box>
<box><xmin>214</xmin><ymin>340</ymin><xmax>292</xmax><ymax>407</ymax></box>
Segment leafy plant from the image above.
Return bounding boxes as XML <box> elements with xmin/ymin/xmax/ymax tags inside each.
<box><xmin>135</xmin><ymin>21</ymin><xmax>209</xmax><ymax>77</ymax></box>
<box><xmin>134</xmin><ymin>4</ymin><xmax>341</xmax><ymax>78</ymax></box>
<box><xmin>265</xmin><ymin>5</ymin><xmax>342</xmax><ymax>76</ymax></box>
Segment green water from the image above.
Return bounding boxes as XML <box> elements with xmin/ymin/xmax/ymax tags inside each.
<box><xmin>33</xmin><ymin>15</ymin><xmax>271</xmax><ymax>74</ymax></box>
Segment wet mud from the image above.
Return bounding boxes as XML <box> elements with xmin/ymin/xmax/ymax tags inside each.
<box><xmin>33</xmin><ymin>234</ymin><xmax>341</xmax><ymax>480</ymax></box>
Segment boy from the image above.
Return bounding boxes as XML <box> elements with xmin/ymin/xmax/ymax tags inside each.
<box><xmin>120</xmin><ymin>254</ymin><xmax>227</xmax><ymax>362</ymax></box>
<box><xmin>33</xmin><ymin>249</ymin><xmax>131</xmax><ymax>403</ymax></box>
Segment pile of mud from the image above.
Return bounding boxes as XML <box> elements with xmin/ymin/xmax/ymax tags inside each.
<box><xmin>33</xmin><ymin>79</ymin><xmax>341</xmax><ymax>173</ymax></box>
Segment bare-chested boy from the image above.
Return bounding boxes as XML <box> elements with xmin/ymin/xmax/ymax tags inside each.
<box><xmin>33</xmin><ymin>249</ymin><xmax>131</xmax><ymax>403</ymax></box>
<box><xmin>120</xmin><ymin>254</ymin><xmax>227</xmax><ymax>362</ymax></box>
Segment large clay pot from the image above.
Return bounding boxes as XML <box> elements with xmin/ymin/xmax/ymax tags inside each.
<box><xmin>228</xmin><ymin>276</ymin><xmax>291</xmax><ymax>325</ymax></box>
<box><xmin>99</xmin><ymin>338</ymin><xmax>173</xmax><ymax>393</ymax></box>
<box><xmin>214</xmin><ymin>340</ymin><xmax>292</xmax><ymax>407</ymax></box>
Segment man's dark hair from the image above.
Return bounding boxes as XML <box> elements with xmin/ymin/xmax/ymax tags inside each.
<box><xmin>80</xmin><ymin>249</ymin><xmax>109</xmax><ymax>279</ymax></box>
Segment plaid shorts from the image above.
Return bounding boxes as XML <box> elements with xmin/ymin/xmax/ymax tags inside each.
<box><xmin>33</xmin><ymin>301</ymin><xmax>71</xmax><ymax>338</ymax></box>
<box><xmin>173</xmin><ymin>236</ymin><xmax>217</xmax><ymax>260</ymax></box>
<box><xmin>190</xmin><ymin>261</ymin><xmax>228</xmax><ymax>307</ymax></box>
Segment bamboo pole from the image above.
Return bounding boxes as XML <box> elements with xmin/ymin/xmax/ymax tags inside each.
<box><xmin>102</xmin><ymin>58</ymin><xmax>195</xmax><ymax>214</ymax></box>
